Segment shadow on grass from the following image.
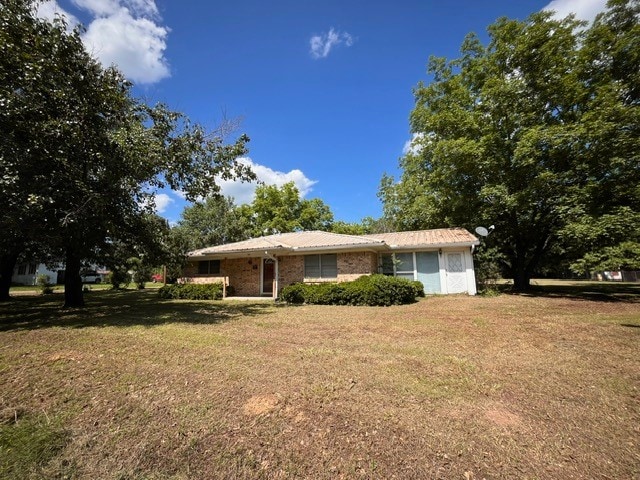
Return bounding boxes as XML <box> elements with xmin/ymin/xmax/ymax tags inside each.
<box><xmin>0</xmin><ymin>289</ymin><xmax>278</xmax><ymax>332</ymax></box>
<box><xmin>498</xmin><ymin>281</ymin><xmax>640</xmax><ymax>303</ymax></box>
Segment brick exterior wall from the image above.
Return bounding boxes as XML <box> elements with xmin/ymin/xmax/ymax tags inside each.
<box><xmin>224</xmin><ymin>258</ymin><xmax>261</xmax><ymax>296</ymax></box>
<box><xmin>183</xmin><ymin>259</ymin><xmax>261</xmax><ymax>296</ymax></box>
<box><xmin>278</xmin><ymin>251</ymin><xmax>377</xmax><ymax>285</ymax></box>
<box><xmin>336</xmin><ymin>252</ymin><xmax>379</xmax><ymax>282</ymax></box>
<box><xmin>185</xmin><ymin>251</ymin><xmax>379</xmax><ymax>296</ymax></box>
<box><xmin>277</xmin><ymin>255</ymin><xmax>304</xmax><ymax>289</ymax></box>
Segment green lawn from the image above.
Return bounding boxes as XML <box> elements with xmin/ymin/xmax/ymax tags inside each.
<box><xmin>9</xmin><ymin>282</ymin><xmax>163</xmax><ymax>294</ymax></box>
<box><xmin>1</xmin><ymin>283</ymin><xmax>639</xmax><ymax>479</ymax></box>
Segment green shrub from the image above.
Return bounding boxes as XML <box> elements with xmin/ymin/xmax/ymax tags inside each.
<box><xmin>279</xmin><ymin>275</ymin><xmax>419</xmax><ymax>306</ymax></box>
<box><xmin>411</xmin><ymin>280</ymin><xmax>425</xmax><ymax>298</ymax></box>
<box><xmin>107</xmin><ymin>268</ymin><xmax>130</xmax><ymax>290</ymax></box>
<box><xmin>279</xmin><ymin>283</ymin><xmax>306</xmax><ymax>304</ymax></box>
<box><xmin>35</xmin><ymin>274</ymin><xmax>53</xmax><ymax>295</ymax></box>
<box><xmin>158</xmin><ymin>283</ymin><xmax>224</xmax><ymax>300</ymax></box>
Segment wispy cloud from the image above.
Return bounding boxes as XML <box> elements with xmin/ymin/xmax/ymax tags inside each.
<box><xmin>543</xmin><ymin>0</ymin><xmax>607</xmax><ymax>23</ymax></box>
<box><xmin>154</xmin><ymin>193</ymin><xmax>174</xmax><ymax>213</ymax></box>
<box><xmin>175</xmin><ymin>158</ymin><xmax>317</xmax><ymax>205</ymax></box>
<box><xmin>402</xmin><ymin>133</ymin><xmax>425</xmax><ymax>156</ymax></box>
<box><xmin>36</xmin><ymin>0</ymin><xmax>169</xmax><ymax>84</ymax></box>
<box><xmin>36</xmin><ymin>1</ymin><xmax>79</xmax><ymax>26</ymax></box>
<box><xmin>309</xmin><ymin>27</ymin><xmax>354</xmax><ymax>59</ymax></box>
<box><xmin>217</xmin><ymin>158</ymin><xmax>317</xmax><ymax>204</ymax></box>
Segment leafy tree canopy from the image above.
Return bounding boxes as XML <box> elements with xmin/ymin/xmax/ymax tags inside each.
<box><xmin>379</xmin><ymin>0</ymin><xmax>640</xmax><ymax>289</ymax></box>
<box><xmin>0</xmin><ymin>0</ymin><xmax>254</xmax><ymax>305</ymax></box>
<box><xmin>245</xmin><ymin>182</ymin><xmax>334</xmax><ymax>235</ymax></box>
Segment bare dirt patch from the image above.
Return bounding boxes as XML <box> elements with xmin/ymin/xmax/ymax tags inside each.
<box><xmin>243</xmin><ymin>394</ymin><xmax>281</xmax><ymax>416</ymax></box>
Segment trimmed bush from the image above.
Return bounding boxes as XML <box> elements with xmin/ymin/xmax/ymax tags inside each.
<box><xmin>158</xmin><ymin>283</ymin><xmax>224</xmax><ymax>300</ymax></box>
<box><xmin>279</xmin><ymin>283</ymin><xmax>306</xmax><ymax>304</ymax></box>
<box><xmin>411</xmin><ymin>280</ymin><xmax>425</xmax><ymax>298</ymax></box>
<box><xmin>280</xmin><ymin>275</ymin><xmax>419</xmax><ymax>306</ymax></box>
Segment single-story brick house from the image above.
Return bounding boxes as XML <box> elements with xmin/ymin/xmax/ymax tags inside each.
<box><xmin>184</xmin><ymin>228</ymin><xmax>479</xmax><ymax>297</ymax></box>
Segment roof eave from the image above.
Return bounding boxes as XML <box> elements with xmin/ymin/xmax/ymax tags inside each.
<box><xmin>388</xmin><ymin>241</ymin><xmax>479</xmax><ymax>250</ymax></box>
<box><xmin>188</xmin><ymin>246</ymin><xmax>292</xmax><ymax>259</ymax></box>
<box><xmin>290</xmin><ymin>244</ymin><xmax>388</xmax><ymax>253</ymax></box>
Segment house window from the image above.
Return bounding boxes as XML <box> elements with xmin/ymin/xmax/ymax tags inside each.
<box><xmin>394</xmin><ymin>253</ymin><xmax>415</xmax><ymax>281</ymax></box>
<box><xmin>380</xmin><ymin>253</ymin><xmax>415</xmax><ymax>280</ymax></box>
<box><xmin>304</xmin><ymin>254</ymin><xmax>337</xmax><ymax>279</ymax></box>
<box><xmin>17</xmin><ymin>264</ymin><xmax>26</xmax><ymax>275</ymax></box>
<box><xmin>28</xmin><ymin>264</ymin><xmax>37</xmax><ymax>274</ymax></box>
<box><xmin>381</xmin><ymin>255</ymin><xmax>394</xmax><ymax>276</ymax></box>
<box><xmin>198</xmin><ymin>260</ymin><xmax>220</xmax><ymax>275</ymax></box>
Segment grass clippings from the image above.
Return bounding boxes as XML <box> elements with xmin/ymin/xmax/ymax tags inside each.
<box><xmin>0</xmin><ymin>283</ymin><xmax>639</xmax><ymax>479</ymax></box>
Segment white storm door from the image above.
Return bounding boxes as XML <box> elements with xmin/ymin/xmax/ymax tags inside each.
<box><xmin>446</xmin><ymin>252</ymin><xmax>467</xmax><ymax>294</ymax></box>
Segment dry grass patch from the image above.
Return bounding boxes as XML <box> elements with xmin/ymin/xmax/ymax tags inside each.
<box><xmin>0</xmin><ymin>286</ymin><xmax>639</xmax><ymax>479</ymax></box>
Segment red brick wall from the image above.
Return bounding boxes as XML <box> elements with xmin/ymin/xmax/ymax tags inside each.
<box><xmin>337</xmin><ymin>252</ymin><xmax>378</xmax><ymax>282</ymax></box>
<box><xmin>224</xmin><ymin>258</ymin><xmax>261</xmax><ymax>296</ymax></box>
<box><xmin>277</xmin><ymin>251</ymin><xmax>377</xmax><ymax>286</ymax></box>
<box><xmin>184</xmin><ymin>251</ymin><xmax>379</xmax><ymax>296</ymax></box>
<box><xmin>183</xmin><ymin>259</ymin><xmax>261</xmax><ymax>296</ymax></box>
<box><xmin>278</xmin><ymin>255</ymin><xmax>304</xmax><ymax>289</ymax></box>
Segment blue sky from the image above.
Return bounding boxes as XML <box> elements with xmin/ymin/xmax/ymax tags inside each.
<box><xmin>38</xmin><ymin>0</ymin><xmax>607</xmax><ymax>225</ymax></box>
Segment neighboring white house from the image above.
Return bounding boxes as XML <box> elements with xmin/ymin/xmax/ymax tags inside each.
<box><xmin>11</xmin><ymin>263</ymin><xmax>107</xmax><ymax>285</ymax></box>
<box><xmin>12</xmin><ymin>263</ymin><xmax>63</xmax><ymax>285</ymax></box>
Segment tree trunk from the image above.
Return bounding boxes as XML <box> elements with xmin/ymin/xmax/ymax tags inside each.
<box><xmin>64</xmin><ymin>248</ymin><xmax>84</xmax><ymax>308</ymax></box>
<box><xmin>0</xmin><ymin>253</ymin><xmax>18</xmax><ymax>301</ymax></box>
<box><xmin>512</xmin><ymin>269</ymin><xmax>531</xmax><ymax>291</ymax></box>
<box><xmin>509</xmin><ymin>248</ymin><xmax>532</xmax><ymax>291</ymax></box>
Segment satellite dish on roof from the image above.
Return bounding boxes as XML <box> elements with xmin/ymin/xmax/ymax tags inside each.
<box><xmin>475</xmin><ymin>225</ymin><xmax>495</xmax><ymax>237</ymax></box>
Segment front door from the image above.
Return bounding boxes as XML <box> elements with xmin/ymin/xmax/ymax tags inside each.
<box><xmin>446</xmin><ymin>252</ymin><xmax>467</xmax><ymax>294</ymax></box>
<box><xmin>262</xmin><ymin>259</ymin><xmax>275</xmax><ymax>295</ymax></box>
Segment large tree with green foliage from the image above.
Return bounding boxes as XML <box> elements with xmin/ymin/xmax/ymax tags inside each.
<box><xmin>0</xmin><ymin>0</ymin><xmax>253</xmax><ymax>305</ymax></box>
<box><xmin>174</xmin><ymin>196</ymin><xmax>253</xmax><ymax>250</ymax></box>
<box><xmin>250</xmin><ymin>182</ymin><xmax>334</xmax><ymax>234</ymax></box>
<box><xmin>380</xmin><ymin>0</ymin><xmax>639</xmax><ymax>290</ymax></box>
<box><xmin>239</xmin><ymin>182</ymin><xmax>334</xmax><ymax>236</ymax></box>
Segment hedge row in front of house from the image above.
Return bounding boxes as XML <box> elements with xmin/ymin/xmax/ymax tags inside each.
<box><xmin>279</xmin><ymin>274</ymin><xmax>423</xmax><ymax>306</ymax></box>
<box><xmin>158</xmin><ymin>282</ymin><xmax>224</xmax><ymax>300</ymax></box>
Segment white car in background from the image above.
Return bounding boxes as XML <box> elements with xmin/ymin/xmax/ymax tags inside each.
<box><xmin>81</xmin><ymin>271</ymin><xmax>103</xmax><ymax>283</ymax></box>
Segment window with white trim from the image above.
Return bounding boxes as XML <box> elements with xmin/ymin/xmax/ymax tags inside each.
<box><xmin>380</xmin><ymin>253</ymin><xmax>415</xmax><ymax>280</ymax></box>
<box><xmin>304</xmin><ymin>254</ymin><xmax>337</xmax><ymax>279</ymax></box>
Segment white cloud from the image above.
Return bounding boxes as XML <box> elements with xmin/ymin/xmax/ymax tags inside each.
<box><xmin>72</xmin><ymin>0</ymin><xmax>159</xmax><ymax>18</ymax></box>
<box><xmin>36</xmin><ymin>1</ymin><xmax>79</xmax><ymax>28</ymax></box>
<box><xmin>402</xmin><ymin>133</ymin><xmax>425</xmax><ymax>156</ymax></box>
<box><xmin>82</xmin><ymin>10</ymin><xmax>169</xmax><ymax>84</ymax></box>
<box><xmin>543</xmin><ymin>0</ymin><xmax>607</xmax><ymax>23</ymax></box>
<box><xmin>310</xmin><ymin>28</ymin><xmax>354</xmax><ymax>59</ymax></box>
<box><xmin>213</xmin><ymin>158</ymin><xmax>316</xmax><ymax>205</ymax></box>
<box><xmin>36</xmin><ymin>0</ymin><xmax>169</xmax><ymax>84</ymax></box>
<box><xmin>154</xmin><ymin>193</ymin><xmax>174</xmax><ymax>213</ymax></box>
